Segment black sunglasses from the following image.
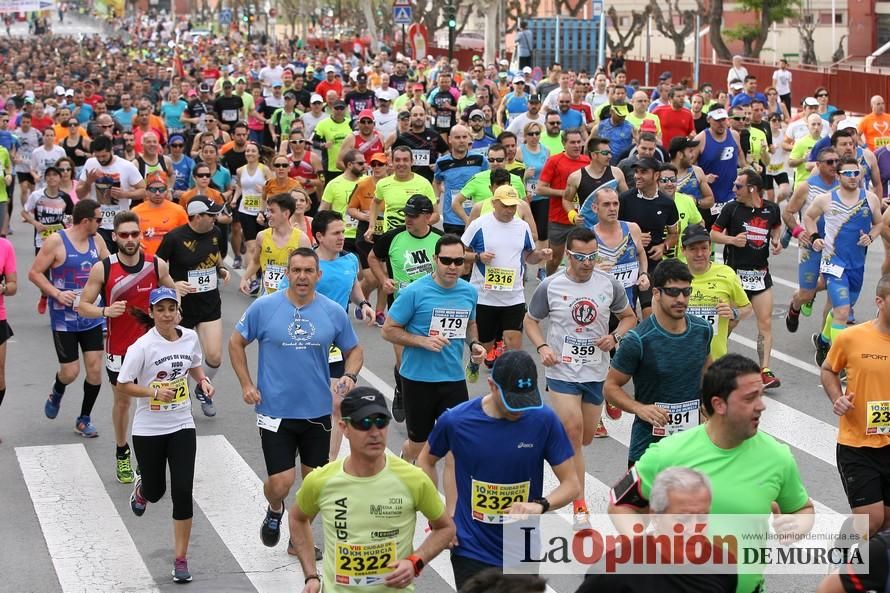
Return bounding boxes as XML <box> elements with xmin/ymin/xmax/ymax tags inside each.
<box><xmin>345</xmin><ymin>415</ymin><xmax>390</xmax><ymax>431</ymax></box>
<box><xmin>194</xmin><ymin>173</ymin><xmax>211</xmax><ymax>178</ymax></box>
<box><xmin>657</xmin><ymin>286</ymin><xmax>693</xmax><ymax>297</ymax></box>
<box><xmin>438</xmin><ymin>255</ymin><xmax>465</xmax><ymax>266</ymax></box>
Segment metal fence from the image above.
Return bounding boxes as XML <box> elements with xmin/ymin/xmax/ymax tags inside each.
<box><xmin>527</xmin><ymin>17</ymin><xmax>601</xmax><ymax>74</ymax></box>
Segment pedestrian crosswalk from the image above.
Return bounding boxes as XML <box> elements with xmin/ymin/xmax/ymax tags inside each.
<box><xmin>13</xmin><ymin>363</ymin><xmax>850</xmax><ymax>593</ymax></box>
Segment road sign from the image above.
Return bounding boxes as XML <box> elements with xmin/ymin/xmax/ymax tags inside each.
<box><xmin>393</xmin><ymin>0</ymin><xmax>410</xmax><ymax>5</ymax></box>
<box><xmin>393</xmin><ymin>5</ymin><xmax>412</xmax><ymax>24</ymax></box>
<box><xmin>219</xmin><ymin>7</ymin><xmax>232</xmax><ymax>24</ymax></box>
<box><xmin>592</xmin><ymin>0</ymin><xmax>603</xmax><ymax>17</ymax></box>
<box><xmin>322</xmin><ymin>15</ymin><xmax>332</xmax><ymax>27</ymax></box>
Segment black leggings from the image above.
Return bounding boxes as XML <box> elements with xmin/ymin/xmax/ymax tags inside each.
<box><xmin>133</xmin><ymin>428</ymin><xmax>196</xmax><ymax>521</ymax></box>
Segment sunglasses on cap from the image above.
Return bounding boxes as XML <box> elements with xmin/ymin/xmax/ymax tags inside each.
<box><xmin>657</xmin><ymin>286</ymin><xmax>693</xmax><ymax>297</ymax></box>
<box><xmin>344</xmin><ymin>415</ymin><xmax>390</xmax><ymax>431</ymax></box>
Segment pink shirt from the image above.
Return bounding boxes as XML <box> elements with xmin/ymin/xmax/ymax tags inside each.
<box><xmin>0</xmin><ymin>238</ymin><xmax>16</xmax><ymax>320</ymax></box>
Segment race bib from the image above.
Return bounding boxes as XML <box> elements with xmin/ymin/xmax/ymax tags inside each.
<box><xmin>256</xmin><ymin>413</ymin><xmax>282</xmax><ymax>432</ymax></box>
<box><xmin>483</xmin><ymin>266</ymin><xmax>517</xmax><ymax>291</ymax></box>
<box><xmin>820</xmin><ymin>259</ymin><xmax>844</xmax><ymax>278</ymax></box>
<box><xmin>148</xmin><ymin>377</ymin><xmax>190</xmax><ymax>412</ymax></box>
<box><xmin>737</xmin><ymin>269</ymin><xmax>766</xmax><ymax>291</ymax></box>
<box><xmin>263</xmin><ymin>264</ymin><xmax>285</xmax><ymax>291</ymax></box>
<box><xmin>866</xmin><ymin>401</ymin><xmax>890</xmax><ymax>435</ymax></box>
<box><xmin>39</xmin><ymin>223</ymin><xmax>64</xmax><ymax>240</ymax></box>
<box><xmin>767</xmin><ymin>163</ymin><xmax>783</xmax><ymax>174</ymax></box>
<box><xmin>335</xmin><ymin>540</ymin><xmax>397</xmax><ymax>586</ymax></box>
<box><xmin>344</xmin><ymin>213</ymin><xmax>359</xmax><ymax>230</ymax></box>
<box><xmin>329</xmin><ymin>345</ymin><xmax>343</xmax><ymax>363</ymax></box>
<box><xmin>561</xmin><ymin>336</ymin><xmax>602</xmax><ymax>366</ymax></box>
<box><xmin>241</xmin><ymin>194</ymin><xmax>262</xmax><ymax>214</ymax></box>
<box><xmin>105</xmin><ymin>353</ymin><xmax>123</xmax><ymax>373</ymax></box>
<box><xmin>611</xmin><ymin>261</ymin><xmax>640</xmax><ymax>289</ymax></box>
<box><xmin>373</xmin><ymin>215</ymin><xmax>385</xmax><ymax>235</ymax></box>
<box><xmin>222</xmin><ymin>108</ymin><xmax>238</xmax><ymax>122</ymax></box>
<box><xmin>710</xmin><ymin>202</ymin><xmax>726</xmax><ymax>216</ymax></box>
<box><xmin>435</xmin><ymin>113</ymin><xmax>451</xmax><ymax>128</ymax></box>
<box><xmin>411</xmin><ymin>149</ymin><xmax>430</xmax><ymax>166</ymax></box>
<box><xmin>471</xmin><ymin>479</ymin><xmax>530</xmax><ymax>523</ymax></box>
<box><xmin>187</xmin><ymin>268</ymin><xmax>218</xmax><ymax>293</ymax></box>
<box><xmin>652</xmin><ymin>400</ymin><xmax>700</xmax><ymax>436</ymax></box>
<box><xmin>688</xmin><ymin>306</ymin><xmax>718</xmax><ymax>331</ymax></box>
<box><xmin>461</xmin><ymin>198</ymin><xmax>473</xmax><ymax>212</ymax></box>
<box><xmin>101</xmin><ymin>204</ymin><xmax>121</xmax><ymax>228</ymax></box>
<box><xmin>428</xmin><ymin>307</ymin><xmax>470</xmax><ymax>339</ymax></box>
<box><xmin>526</xmin><ymin>181</ymin><xmax>538</xmax><ymax>195</ymax></box>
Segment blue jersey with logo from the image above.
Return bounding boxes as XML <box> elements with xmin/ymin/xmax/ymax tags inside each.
<box><xmin>171</xmin><ymin>155</ymin><xmax>196</xmax><ymax>192</ymax></box>
<box><xmin>435</xmin><ymin>153</ymin><xmax>488</xmax><ymax>227</ymax></box>
<box><xmin>823</xmin><ymin>188</ymin><xmax>872</xmax><ymax>270</ymax></box>
<box><xmin>50</xmin><ymin>231</ymin><xmax>104</xmax><ymax>333</ymax></box>
<box><xmin>698</xmin><ymin>130</ymin><xmax>739</xmax><ymax>203</ymax></box>
<box><xmin>427</xmin><ymin>398</ymin><xmax>574</xmax><ymax>566</ymax></box>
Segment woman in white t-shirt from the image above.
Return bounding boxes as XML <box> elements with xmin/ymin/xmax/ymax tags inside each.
<box><xmin>117</xmin><ymin>287</ymin><xmax>213</xmax><ymax>584</ymax></box>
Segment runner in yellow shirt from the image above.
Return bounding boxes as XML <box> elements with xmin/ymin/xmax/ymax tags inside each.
<box><xmin>240</xmin><ymin>192</ymin><xmax>310</xmax><ymax>296</ymax></box>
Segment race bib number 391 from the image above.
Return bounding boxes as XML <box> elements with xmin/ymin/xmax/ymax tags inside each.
<box><xmin>335</xmin><ymin>540</ymin><xmax>396</xmax><ymax>586</ymax></box>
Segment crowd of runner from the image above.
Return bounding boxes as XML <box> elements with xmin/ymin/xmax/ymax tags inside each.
<box><xmin>2</xmin><ymin>21</ymin><xmax>890</xmax><ymax>593</ymax></box>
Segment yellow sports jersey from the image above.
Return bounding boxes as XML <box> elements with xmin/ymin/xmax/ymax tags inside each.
<box><xmin>375</xmin><ymin>174</ymin><xmax>437</xmax><ymax>232</ymax></box>
<box><xmin>295</xmin><ymin>453</ymin><xmax>445</xmax><ymax>592</ymax></box>
<box><xmin>688</xmin><ymin>263</ymin><xmax>750</xmax><ymax>359</ymax></box>
<box><xmin>670</xmin><ymin>192</ymin><xmax>703</xmax><ymax>263</ymax></box>
<box><xmin>258</xmin><ymin>228</ymin><xmax>304</xmax><ymax>294</ymax></box>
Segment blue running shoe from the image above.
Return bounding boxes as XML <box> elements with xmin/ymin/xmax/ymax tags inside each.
<box><xmin>44</xmin><ymin>390</ymin><xmax>63</xmax><ymax>419</ymax></box>
<box><xmin>172</xmin><ymin>558</ymin><xmax>192</xmax><ymax>583</ymax></box>
<box><xmin>74</xmin><ymin>415</ymin><xmax>98</xmax><ymax>438</ymax></box>
<box><xmin>194</xmin><ymin>385</ymin><xmax>216</xmax><ymax>417</ymax></box>
<box><xmin>130</xmin><ymin>475</ymin><xmax>147</xmax><ymax>516</ymax></box>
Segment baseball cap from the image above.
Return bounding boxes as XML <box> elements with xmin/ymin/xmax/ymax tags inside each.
<box><xmin>492</xmin><ymin>185</ymin><xmax>522</xmax><ymax>206</ymax></box>
<box><xmin>403</xmin><ymin>194</ymin><xmax>434</xmax><ymax>216</ymax></box>
<box><xmin>412</xmin><ymin>82</ymin><xmax>425</xmax><ymax>91</ymax></box>
<box><xmin>284</xmin><ymin>91</ymin><xmax>298</xmax><ymax>100</ymax></box>
<box><xmin>310</xmin><ymin>93</ymin><xmax>323</xmax><ymax>104</ymax></box>
<box><xmin>522</xmin><ymin>66</ymin><xmax>532</xmax><ymax>74</ymax></box>
<box><xmin>491</xmin><ymin>350</ymin><xmax>543</xmax><ymax>412</ymax></box>
<box><xmin>668</xmin><ymin>136</ymin><xmax>700</xmax><ymax>158</ymax></box>
<box><xmin>358</xmin><ymin>109</ymin><xmax>375</xmax><ymax>121</ymax></box>
<box><xmin>186</xmin><ymin>195</ymin><xmax>224</xmax><ymax>216</ymax></box>
<box><xmin>398</xmin><ymin>111</ymin><xmax>411</xmax><ymax>120</ymax></box>
<box><xmin>499</xmin><ymin>58</ymin><xmax>509</xmax><ymax>66</ymax></box>
<box><xmin>803</xmin><ymin>96</ymin><xmax>819</xmax><ymax>107</ymax></box>
<box><xmin>324</xmin><ymin>65</ymin><xmax>337</xmax><ymax>74</ymax></box>
<box><xmin>272</xmin><ymin>80</ymin><xmax>283</xmax><ymax>88</ymax></box>
<box><xmin>341</xmin><ymin>386</ymin><xmax>392</xmax><ymax>420</ymax></box>
<box><xmin>528</xmin><ymin>93</ymin><xmax>542</xmax><ymax>103</ymax></box>
<box><xmin>730</xmin><ymin>81</ymin><xmax>744</xmax><ymax>91</ymax></box>
<box><xmin>837</xmin><ymin>119</ymin><xmax>858</xmax><ymax>132</ymax></box>
<box><xmin>54</xmin><ymin>85</ymin><xmax>65</xmax><ymax>95</ymax></box>
<box><xmin>145</xmin><ymin>171</ymin><xmax>168</xmax><ymax>185</ymax></box>
<box><xmin>369</xmin><ymin>152</ymin><xmax>387</xmax><ymax>165</ymax></box>
<box><xmin>149</xmin><ymin>287</ymin><xmax>178</xmax><ymax>306</ymax></box>
<box><xmin>235</xmin><ymin>76</ymin><xmax>247</xmax><ymax>83</ymax></box>
<box><xmin>640</xmin><ymin>119</ymin><xmax>658</xmax><ymax>133</ymax></box>
<box><xmin>469</xmin><ymin>109</ymin><xmax>485</xmax><ymax>120</ymax></box>
<box><xmin>708</xmin><ymin>108</ymin><xmax>728</xmax><ymax>120</ymax></box>
<box><xmin>682</xmin><ymin>223</ymin><xmax>711</xmax><ymax>247</ymax></box>
<box><xmin>631</xmin><ymin>157</ymin><xmax>660</xmax><ymax>171</ymax></box>
<box><xmin>512</xmin><ymin>75</ymin><xmax>526</xmax><ymax>84</ymax></box>
<box><xmin>198</xmin><ymin>83</ymin><xmax>211</xmax><ymax>93</ymax></box>
<box><xmin>65</xmin><ymin>89</ymin><xmax>74</xmax><ymax>97</ymax></box>
<box><xmin>43</xmin><ymin>165</ymin><xmax>61</xmax><ymax>176</ymax></box>
<box><xmin>333</xmin><ymin>100</ymin><xmax>347</xmax><ymax>110</ymax></box>
<box><xmin>356</xmin><ymin>72</ymin><xmax>368</xmax><ymax>82</ymax></box>
<box><xmin>610</xmin><ymin>103</ymin><xmax>629</xmax><ymax>117</ymax></box>
<box><xmin>168</xmin><ymin>134</ymin><xmax>185</xmax><ymax>145</ymax></box>
<box><xmin>222</xmin><ymin>79</ymin><xmax>233</xmax><ymax>87</ymax></box>
<box><xmin>659</xmin><ymin>70</ymin><xmax>672</xmax><ymax>81</ymax></box>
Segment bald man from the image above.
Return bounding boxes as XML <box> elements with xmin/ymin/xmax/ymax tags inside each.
<box><xmin>858</xmin><ymin>95</ymin><xmax>890</xmax><ymax>151</ymax></box>
<box><xmin>435</xmin><ymin>124</ymin><xmax>488</xmax><ymax>234</ymax></box>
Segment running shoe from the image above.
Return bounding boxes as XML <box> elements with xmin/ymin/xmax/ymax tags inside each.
<box><xmin>194</xmin><ymin>384</ymin><xmax>216</xmax><ymax>417</ymax></box>
<box><xmin>391</xmin><ymin>385</ymin><xmax>406</xmax><ymax>423</ymax></box>
<box><xmin>785</xmin><ymin>303</ymin><xmax>800</xmax><ymax>333</ymax></box>
<box><xmin>37</xmin><ymin>295</ymin><xmax>47</xmax><ymax>315</ymax></box>
<box><xmin>801</xmin><ymin>300</ymin><xmax>814</xmax><ymax>317</ymax></box>
<box><xmin>483</xmin><ymin>347</ymin><xmax>497</xmax><ymax>369</ymax></box>
<box><xmin>761</xmin><ymin>368</ymin><xmax>781</xmax><ymax>389</ymax></box>
<box><xmin>232</xmin><ymin>256</ymin><xmax>242</xmax><ymax>269</ymax></box>
<box><xmin>593</xmin><ymin>421</ymin><xmax>608</xmax><ymax>438</ymax></box>
<box><xmin>248</xmin><ymin>278</ymin><xmax>260</xmax><ymax>297</ymax></box>
<box><xmin>374</xmin><ymin>311</ymin><xmax>386</xmax><ymax>328</ymax></box>
<box><xmin>116</xmin><ymin>451</ymin><xmax>135</xmax><ymax>484</ymax></box>
<box><xmin>260</xmin><ymin>504</ymin><xmax>284</xmax><ymax>547</ymax></box>
<box><xmin>813</xmin><ymin>333</ymin><xmax>831</xmax><ymax>368</ymax></box>
<box><xmin>605</xmin><ymin>403</ymin><xmax>622</xmax><ymax>420</ymax></box>
<box><xmin>130</xmin><ymin>475</ymin><xmax>147</xmax><ymax>516</ymax></box>
<box><xmin>74</xmin><ymin>415</ymin><xmax>98</xmax><ymax>437</ymax></box>
<box><xmin>573</xmin><ymin>510</ymin><xmax>592</xmax><ymax>531</ymax></box>
<box><xmin>465</xmin><ymin>361</ymin><xmax>480</xmax><ymax>383</ymax></box>
<box><xmin>172</xmin><ymin>558</ymin><xmax>192</xmax><ymax>583</ymax></box>
<box><xmin>44</xmin><ymin>390</ymin><xmax>63</xmax><ymax>419</ymax></box>
<box><xmin>494</xmin><ymin>340</ymin><xmax>506</xmax><ymax>358</ymax></box>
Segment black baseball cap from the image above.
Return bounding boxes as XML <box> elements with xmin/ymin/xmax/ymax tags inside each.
<box><xmin>403</xmin><ymin>195</ymin><xmax>434</xmax><ymax>216</ymax></box>
<box><xmin>341</xmin><ymin>386</ymin><xmax>392</xmax><ymax>420</ymax></box>
<box><xmin>528</xmin><ymin>93</ymin><xmax>542</xmax><ymax>103</ymax></box>
<box><xmin>682</xmin><ymin>223</ymin><xmax>711</xmax><ymax>247</ymax></box>
<box><xmin>198</xmin><ymin>83</ymin><xmax>211</xmax><ymax>93</ymax></box>
<box><xmin>631</xmin><ymin>157</ymin><xmax>660</xmax><ymax>171</ymax></box>
<box><xmin>491</xmin><ymin>350</ymin><xmax>542</xmax><ymax>412</ymax></box>
<box><xmin>668</xmin><ymin>136</ymin><xmax>700</xmax><ymax>159</ymax></box>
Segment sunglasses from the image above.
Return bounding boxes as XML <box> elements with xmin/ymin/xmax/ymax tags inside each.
<box><xmin>591</xmin><ymin>149</ymin><xmax>611</xmax><ymax>156</ymax></box>
<box><xmin>658</xmin><ymin>286</ymin><xmax>693</xmax><ymax>297</ymax></box>
<box><xmin>100</xmin><ymin>124</ymin><xmax>114</xmax><ymax>128</ymax></box>
<box><xmin>489</xmin><ymin>157</ymin><xmax>505</xmax><ymax>163</ymax></box>
<box><xmin>729</xmin><ymin>116</ymin><xmax>747</xmax><ymax>121</ymax></box>
<box><xmin>147</xmin><ymin>187</ymin><xmax>166</xmax><ymax>193</ymax></box>
<box><xmin>273</xmin><ymin>163</ymin><xmax>290</xmax><ymax>168</ymax></box>
<box><xmin>57</xmin><ymin>167</ymin><xmax>72</xmax><ymax>172</ymax></box>
<box><xmin>820</xmin><ymin>159</ymin><xmax>838</xmax><ymax>165</ymax></box>
<box><xmin>334</xmin><ymin>106</ymin><xmax>346</xmax><ymax>110</ymax></box>
<box><xmin>116</xmin><ymin>230</ymin><xmax>141</xmax><ymax>238</ymax></box>
<box><xmin>194</xmin><ymin>173</ymin><xmax>211</xmax><ymax>178</ymax></box>
<box><xmin>345</xmin><ymin>415</ymin><xmax>390</xmax><ymax>431</ymax></box>
<box><xmin>526</xmin><ymin>131</ymin><xmax>541</xmax><ymax>137</ymax></box>
<box><xmin>566</xmin><ymin>249</ymin><xmax>597</xmax><ymax>262</ymax></box>
<box><xmin>839</xmin><ymin>169</ymin><xmax>860</xmax><ymax>177</ymax></box>
<box><xmin>659</xmin><ymin>177</ymin><xmax>677</xmax><ymax>183</ymax></box>
<box><xmin>816</xmin><ymin>93</ymin><xmax>828</xmax><ymax>98</ymax></box>
<box><xmin>438</xmin><ymin>255</ymin><xmax>465</xmax><ymax>266</ymax></box>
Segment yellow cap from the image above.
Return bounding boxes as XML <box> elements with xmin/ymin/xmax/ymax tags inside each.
<box><xmin>493</xmin><ymin>185</ymin><xmax>522</xmax><ymax>206</ymax></box>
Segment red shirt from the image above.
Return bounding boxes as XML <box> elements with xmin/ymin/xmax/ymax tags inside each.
<box><xmin>653</xmin><ymin>105</ymin><xmax>695</xmax><ymax>148</ymax></box>
<box><xmin>540</xmin><ymin>152</ymin><xmax>590</xmax><ymax>225</ymax></box>
<box><xmin>30</xmin><ymin>115</ymin><xmax>54</xmax><ymax>132</ymax></box>
<box><xmin>571</xmin><ymin>103</ymin><xmax>594</xmax><ymax>124</ymax></box>
<box><xmin>102</xmin><ymin>254</ymin><xmax>158</xmax><ymax>356</ymax></box>
<box><xmin>315</xmin><ymin>79</ymin><xmax>344</xmax><ymax>99</ymax></box>
<box><xmin>83</xmin><ymin>93</ymin><xmax>104</xmax><ymax>108</ymax></box>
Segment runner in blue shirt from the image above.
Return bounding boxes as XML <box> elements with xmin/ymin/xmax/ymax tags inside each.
<box><xmin>229</xmin><ymin>246</ymin><xmax>363</xmax><ymax>556</ymax></box>
<box><xmin>435</xmin><ymin>125</ymin><xmax>488</xmax><ymax>235</ymax></box>
<box><xmin>419</xmin><ymin>350</ymin><xmax>577</xmax><ymax>590</ymax></box>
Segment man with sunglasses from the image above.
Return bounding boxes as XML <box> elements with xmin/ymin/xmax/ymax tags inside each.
<box><xmin>313</xmin><ymin>100</ymin><xmax>352</xmax><ymax>185</ymax></box>
<box><xmin>418</xmin><ymin>350</ymin><xmax>578</xmax><ymax>589</ymax></box>
<box><xmin>291</xmin><ymin>386</ymin><xmax>455</xmax><ymax>593</ymax></box>
<box><xmin>382</xmin><ymin>234</ymin><xmax>484</xmax><ymax>496</ymax></box>
<box><xmin>783</xmin><ymin>147</ymin><xmax>840</xmax><ymax>332</ymax></box>
<box><xmin>168</xmin><ymin>134</ymin><xmax>195</xmax><ymax>203</ymax></box>
<box><xmin>231</xmin><ymin>247</ymin><xmax>362</xmax><ymax>556</ymax></box>
<box><xmin>539</xmin><ymin>111</ymin><xmax>566</xmax><ymax>156</ymax></box>
<box><xmin>525</xmin><ymin>226</ymin><xmax>636</xmax><ymax>526</ymax></box>
<box><xmin>337</xmin><ymin>109</ymin><xmax>384</xmax><ymax>169</ymax></box>
<box><xmin>132</xmin><ymin>172</ymin><xmax>188</xmax><ymax>256</ymax></box>
<box><xmin>803</xmin><ymin>156</ymin><xmax>883</xmax><ymax>366</ymax></box>
<box><xmin>605</xmin><ymin>258</ymin><xmax>713</xmax><ymax>465</ymax></box>
<box><xmin>77</xmin><ymin>209</ymin><xmax>180</xmax><ymax>483</ymax></box>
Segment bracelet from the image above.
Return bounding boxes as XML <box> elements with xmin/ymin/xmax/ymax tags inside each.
<box><xmin>468</xmin><ymin>340</ymin><xmax>482</xmax><ymax>351</ymax></box>
<box><xmin>359</xmin><ymin>299</ymin><xmax>371</xmax><ymax>309</ymax></box>
<box><xmin>731</xmin><ymin>307</ymin><xmax>740</xmax><ymax>321</ymax></box>
<box><xmin>304</xmin><ymin>575</ymin><xmax>320</xmax><ymax>584</ymax></box>
<box><xmin>343</xmin><ymin>372</ymin><xmax>358</xmax><ymax>383</ymax></box>
<box><xmin>810</xmin><ymin>232</ymin><xmax>822</xmax><ymax>243</ymax></box>
<box><xmin>791</xmin><ymin>225</ymin><xmax>805</xmax><ymax>238</ymax></box>
<box><xmin>102</xmin><ymin>306</ymin><xmax>107</xmax><ymax>318</ymax></box>
<box><xmin>536</xmin><ymin>343</ymin><xmax>548</xmax><ymax>352</ymax></box>
<box><xmin>153</xmin><ymin>387</ymin><xmax>159</xmax><ymax>398</ymax></box>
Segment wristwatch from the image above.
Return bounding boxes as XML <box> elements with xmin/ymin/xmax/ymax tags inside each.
<box><xmin>530</xmin><ymin>497</ymin><xmax>551</xmax><ymax>513</ymax></box>
<box><xmin>611</xmin><ymin>332</ymin><xmax>623</xmax><ymax>344</ymax></box>
<box><xmin>343</xmin><ymin>372</ymin><xmax>358</xmax><ymax>384</ymax></box>
<box><xmin>407</xmin><ymin>554</ymin><xmax>425</xmax><ymax>577</ymax></box>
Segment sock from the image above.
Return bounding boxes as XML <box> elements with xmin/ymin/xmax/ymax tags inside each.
<box><xmin>53</xmin><ymin>374</ymin><xmax>67</xmax><ymax>396</ymax></box>
<box><xmin>80</xmin><ymin>381</ymin><xmax>101</xmax><ymax>417</ymax></box>
<box><xmin>116</xmin><ymin>443</ymin><xmax>130</xmax><ymax>458</ymax></box>
<box><xmin>821</xmin><ymin>312</ymin><xmax>835</xmax><ymax>344</ymax></box>
<box><xmin>830</xmin><ymin>323</ymin><xmax>845</xmax><ymax>344</ymax></box>
<box><xmin>573</xmin><ymin>498</ymin><xmax>588</xmax><ymax>513</ymax></box>
<box><xmin>788</xmin><ymin>303</ymin><xmax>800</xmax><ymax>316</ymax></box>
<box><xmin>0</xmin><ymin>387</ymin><xmax>5</xmax><ymax>406</ymax></box>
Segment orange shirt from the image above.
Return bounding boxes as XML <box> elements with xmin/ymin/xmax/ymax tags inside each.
<box><xmin>133</xmin><ymin>200</ymin><xmax>189</xmax><ymax>256</ymax></box>
<box><xmin>826</xmin><ymin>322</ymin><xmax>890</xmax><ymax>449</ymax></box>
<box><xmin>179</xmin><ymin>187</ymin><xmax>224</xmax><ymax>209</ymax></box>
<box><xmin>857</xmin><ymin>113</ymin><xmax>890</xmax><ymax>150</ymax></box>
<box><xmin>348</xmin><ymin>175</ymin><xmax>377</xmax><ymax>212</ymax></box>
<box><xmin>263</xmin><ymin>176</ymin><xmax>303</xmax><ymax>200</ymax></box>
<box><xmin>54</xmin><ymin>124</ymin><xmax>90</xmax><ymax>144</ymax></box>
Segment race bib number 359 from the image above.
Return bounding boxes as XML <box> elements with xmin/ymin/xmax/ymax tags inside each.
<box><xmin>335</xmin><ymin>540</ymin><xmax>396</xmax><ymax>586</ymax></box>
<box><xmin>471</xmin><ymin>479</ymin><xmax>530</xmax><ymax>523</ymax></box>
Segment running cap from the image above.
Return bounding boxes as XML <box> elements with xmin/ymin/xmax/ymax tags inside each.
<box><xmin>369</xmin><ymin>153</ymin><xmax>387</xmax><ymax>165</ymax></box>
<box><xmin>168</xmin><ymin>134</ymin><xmax>185</xmax><ymax>144</ymax></box>
<box><xmin>682</xmin><ymin>223</ymin><xmax>711</xmax><ymax>247</ymax></box>
<box><xmin>491</xmin><ymin>350</ymin><xmax>543</xmax><ymax>412</ymax></box>
<box><xmin>640</xmin><ymin>119</ymin><xmax>658</xmax><ymax>133</ymax></box>
<box><xmin>707</xmin><ymin>108</ymin><xmax>728</xmax><ymax>120</ymax></box>
<box><xmin>403</xmin><ymin>194</ymin><xmax>434</xmax><ymax>215</ymax></box>
<box><xmin>358</xmin><ymin>109</ymin><xmax>375</xmax><ymax>121</ymax></box>
<box><xmin>668</xmin><ymin>136</ymin><xmax>700</xmax><ymax>158</ymax></box>
<box><xmin>341</xmin><ymin>386</ymin><xmax>392</xmax><ymax>419</ymax></box>
<box><xmin>837</xmin><ymin>119</ymin><xmax>858</xmax><ymax>132</ymax></box>
<box><xmin>186</xmin><ymin>195</ymin><xmax>224</xmax><ymax>216</ymax></box>
<box><xmin>492</xmin><ymin>185</ymin><xmax>522</xmax><ymax>206</ymax></box>
<box><xmin>310</xmin><ymin>93</ymin><xmax>323</xmax><ymax>104</ymax></box>
<box><xmin>149</xmin><ymin>287</ymin><xmax>178</xmax><ymax>306</ymax></box>
<box><xmin>631</xmin><ymin>157</ymin><xmax>660</xmax><ymax>171</ymax></box>
<box><xmin>469</xmin><ymin>109</ymin><xmax>485</xmax><ymax>120</ymax></box>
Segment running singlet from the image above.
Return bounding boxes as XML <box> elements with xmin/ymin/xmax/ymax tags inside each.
<box><xmin>351</xmin><ymin>131</ymin><xmax>385</xmax><ymax>163</ymax></box>
<box><xmin>295</xmin><ymin>453</ymin><xmax>444</xmax><ymax>593</ymax></box>
<box><xmin>289</xmin><ymin>151</ymin><xmax>317</xmax><ymax>188</ymax></box>
<box><xmin>49</xmin><ymin>231</ymin><xmax>104</xmax><ymax>333</ymax></box>
<box><xmin>697</xmin><ymin>129</ymin><xmax>739</xmax><ymax>204</ymax></box>
<box><xmin>577</xmin><ymin>165</ymin><xmax>618</xmax><ymax>227</ymax></box>
<box><xmin>372</xmin><ymin>227</ymin><xmax>443</xmax><ymax>295</ymax></box>
<box><xmin>258</xmin><ymin>228</ymin><xmax>304</xmax><ymax>294</ymax></box>
<box><xmin>821</xmin><ymin>189</ymin><xmax>872</xmax><ymax>273</ymax></box>
<box><xmin>25</xmin><ymin>190</ymin><xmax>72</xmax><ymax>249</ymax></box>
<box><xmin>102</xmin><ymin>254</ymin><xmax>159</xmax><ymax>356</ymax></box>
<box><xmin>687</xmin><ymin>263</ymin><xmax>751</xmax><ymax>359</ymax></box>
<box><xmin>435</xmin><ymin>153</ymin><xmax>488</xmax><ymax>227</ymax></box>
<box><xmin>677</xmin><ymin>167</ymin><xmax>703</xmax><ymax>200</ymax></box>
<box><xmin>392</xmin><ymin>130</ymin><xmax>447</xmax><ymax>182</ymax></box>
<box><xmin>238</xmin><ymin>165</ymin><xmax>267</xmax><ymax>216</ymax></box>
<box><xmin>592</xmin><ymin>222</ymin><xmax>639</xmax><ymax>302</ymax></box>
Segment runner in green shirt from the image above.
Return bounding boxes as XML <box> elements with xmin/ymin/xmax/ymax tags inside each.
<box><xmin>366</xmin><ymin>146</ymin><xmax>438</xmax><ymax>236</ymax></box>
<box><xmin>313</xmin><ymin>101</ymin><xmax>353</xmax><ymax>180</ymax></box>
<box><xmin>319</xmin><ymin>149</ymin><xmax>364</xmax><ymax>243</ymax></box>
<box><xmin>656</xmin><ymin>164</ymin><xmax>703</xmax><ymax>262</ymax></box>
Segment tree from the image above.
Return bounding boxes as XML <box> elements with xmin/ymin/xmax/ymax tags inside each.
<box><xmin>648</xmin><ymin>0</ymin><xmax>702</xmax><ymax>59</ymax></box>
<box><xmin>606</xmin><ymin>5</ymin><xmax>651</xmax><ymax>55</ymax></box>
<box><xmin>708</xmin><ymin>0</ymin><xmax>733</xmax><ymax>60</ymax></box>
<box><xmin>553</xmin><ymin>0</ymin><xmax>586</xmax><ymax>17</ymax></box>
<box><xmin>795</xmin><ymin>5</ymin><xmax>817</xmax><ymax>65</ymax></box>
<box><xmin>718</xmin><ymin>0</ymin><xmax>801</xmax><ymax>59</ymax></box>
<box><xmin>504</xmin><ymin>0</ymin><xmax>543</xmax><ymax>34</ymax></box>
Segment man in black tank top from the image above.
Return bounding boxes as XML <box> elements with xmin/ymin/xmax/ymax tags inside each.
<box><xmin>563</xmin><ymin>137</ymin><xmax>629</xmax><ymax>217</ymax></box>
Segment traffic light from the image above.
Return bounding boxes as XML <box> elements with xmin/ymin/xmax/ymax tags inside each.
<box><xmin>444</xmin><ymin>0</ymin><xmax>456</xmax><ymax>29</ymax></box>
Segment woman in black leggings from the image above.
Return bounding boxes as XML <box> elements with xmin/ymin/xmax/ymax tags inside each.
<box><xmin>117</xmin><ymin>287</ymin><xmax>214</xmax><ymax>584</ymax></box>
